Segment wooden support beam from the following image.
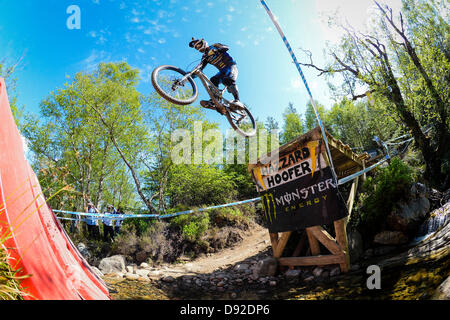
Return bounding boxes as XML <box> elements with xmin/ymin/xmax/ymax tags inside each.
<box><xmin>334</xmin><ymin>218</ymin><xmax>350</xmax><ymax>272</ymax></box>
<box><xmin>279</xmin><ymin>254</ymin><xmax>346</xmax><ymax>267</ymax></box>
<box><xmin>306</xmin><ymin>229</ymin><xmax>321</xmax><ymax>256</ymax></box>
<box><xmin>274</xmin><ymin>232</ymin><xmax>291</xmax><ymax>258</ymax></box>
<box><xmin>269</xmin><ymin>233</ymin><xmax>279</xmax><ymax>256</ymax></box>
<box><xmin>307</xmin><ymin>226</ymin><xmax>344</xmax><ymax>256</ymax></box>
<box><xmin>347</xmin><ymin>176</ymin><xmax>359</xmax><ymax>217</ymax></box>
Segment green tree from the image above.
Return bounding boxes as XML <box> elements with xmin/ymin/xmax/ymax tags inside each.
<box><xmin>298</xmin><ymin>0</ymin><xmax>449</xmax><ymax>188</ymax></box>
<box><xmin>281</xmin><ymin>102</ymin><xmax>305</xmax><ymax>143</ymax></box>
<box><xmin>304</xmin><ymin>100</ymin><xmax>327</xmax><ymax>132</ymax></box>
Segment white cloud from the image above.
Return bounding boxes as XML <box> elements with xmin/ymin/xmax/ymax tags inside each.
<box><xmin>80</xmin><ymin>50</ymin><xmax>110</xmax><ymax>71</ymax></box>
<box><xmin>290</xmin><ymin>78</ymin><xmax>302</xmax><ymax>89</ymax></box>
<box><xmin>314</xmin><ymin>0</ymin><xmax>403</xmax><ymax>44</ymax></box>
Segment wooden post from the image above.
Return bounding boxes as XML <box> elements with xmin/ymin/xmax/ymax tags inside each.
<box><xmin>347</xmin><ymin>177</ymin><xmax>359</xmax><ymax>217</ymax></box>
<box><xmin>273</xmin><ymin>232</ymin><xmax>291</xmax><ymax>258</ymax></box>
<box><xmin>334</xmin><ymin>218</ymin><xmax>350</xmax><ymax>272</ymax></box>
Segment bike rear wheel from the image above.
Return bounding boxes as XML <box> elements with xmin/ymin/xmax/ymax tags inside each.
<box><xmin>226</xmin><ymin>105</ymin><xmax>257</xmax><ymax>137</ymax></box>
<box><xmin>151</xmin><ymin>65</ymin><xmax>198</xmax><ymax>106</ymax></box>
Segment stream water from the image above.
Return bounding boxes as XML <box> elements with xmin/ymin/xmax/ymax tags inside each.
<box><xmin>106</xmin><ymin>248</ymin><xmax>449</xmax><ymax>300</ymax></box>
<box><xmin>106</xmin><ymin>204</ymin><xmax>450</xmax><ymax>300</ymax></box>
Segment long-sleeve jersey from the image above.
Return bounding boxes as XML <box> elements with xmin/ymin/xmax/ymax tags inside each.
<box><xmin>200</xmin><ymin>43</ymin><xmax>236</xmax><ymax>71</ymax></box>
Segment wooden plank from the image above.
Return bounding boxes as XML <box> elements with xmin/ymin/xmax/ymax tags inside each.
<box><xmin>306</xmin><ymin>229</ymin><xmax>321</xmax><ymax>256</ymax></box>
<box><xmin>279</xmin><ymin>254</ymin><xmax>346</xmax><ymax>267</ymax></box>
<box><xmin>347</xmin><ymin>177</ymin><xmax>359</xmax><ymax>216</ymax></box>
<box><xmin>334</xmin><ymin>218</ymin><xmax>350</xmax><ymax>272</ymax></box>
<box><xmin>274</xmin><ymin>232</ymin><xmax>291</xmax><ymax>258</ymax></box>
<box><xmin>269</xmin><ymin>233</ymin><xmax>279</xmax><ymax>255</ymax></box>
<box><xmin>308</xmin><ymin>226</ymin><xmax>344</xmax><ymax>256</ymax></box>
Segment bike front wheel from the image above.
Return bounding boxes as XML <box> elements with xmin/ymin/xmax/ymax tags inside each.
<box><xmin>151</xmin><ymin>65</ymin><xmax>198</xmax><ymax>106</ymax></box>
<box><xmin>226</xmin><ymin>105</ymin><xmax>257</xmax><ymax>137</ymax></box>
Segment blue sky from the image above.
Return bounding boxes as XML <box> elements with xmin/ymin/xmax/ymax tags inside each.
<box><xmin>0</xmin><ymin>0</ymin><xmax>401</xmax><ymax>131</ymax></box>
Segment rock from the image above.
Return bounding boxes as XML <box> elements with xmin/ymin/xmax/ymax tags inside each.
<box><xmin>329</xmin><ymin>266</ymin><xmax>340</xmax><ymax>277</ymax></box>
<box><xmin>234</xmin><ymin>263</ymin><xmax>250</xmax><ymax>272</ymax></box>
<box><xmin>161</xmin><ymin>276</ymin><xmax>175</xmax><ymax>283</ymax></box>
<box><xmin>347</xmin><ymin>229</ymin><xmax>364</xmax><ymax>263</ymax></box>
<box><xmin>125</xmin><ymin>273</ymin><xmax>140</xmax><ymax>281</ymax></box>
<box><xmin>284</xmin><ymin>269</ymin><xmax>301</xmax><ymax>280</ymax></box>
<box><xmin>91</xmin><ymin>266</ymin><xmax>104</xmax><ymax>279</ymax></box>
<box><xmin>312</xmin><ymin>267</ymin><xmax>323</xmax><ymax>277</ymax></box>
<box><xmin>374</xmin><ymin>231</ymin><xmax>408</xmax><ymax>245</ymax></box>
<box><xmin>432</xmin><ymin>276</ymin><xmax>450</xmax><ymax>300</ymax></box>
<box><xmin>257</xmin><ymin>290</ymin><xmax>268</xmax><ymax>295</ymax></box>
<box><xmin>410</xmin><ymin>182</ymin><xmax>427</xmax><ymax>198</ymax></box>
<box><xmin>98</xmin><ymin>255</ymin><xmax>126</xmax><ymax>274</ymax></box>
<box><xmin>388</xmin><ymin>197</ymin><xmax>430</xmax><ymax>234</ymax></box>
<box><xmin>126</xmin><ymin>266</ymin><xmax>134</xmax><ymax>274</ymax></box>
<box><xmin>136</xmin><ymin>269</ymin><xmax>150</xmax><ymax>277</ymax></box>
<box><xmin>373</xmin><ymin>246</ymin><xmax>396</xmax><ymax>256</ymax></box>
<box><xmin>140</xmin><ymin>262</ymin><xmax>149</xmax><ymax>269</ymax></box>
<box><xmin>138</xmin><ymin>277</ymin><xmax>150</xmax><ymax>282</ymax></box>
<box><xmin>252</xmin><ymin>257</ymin><xmax>278</xmax><ymax>278</ymax></box>
<box><xmin>77</xmin><ymin>243</ymin><xmax>90</xmax><ymax>259</ymax></box>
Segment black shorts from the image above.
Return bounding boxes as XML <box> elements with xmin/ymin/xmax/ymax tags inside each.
<box><xmin>211</xmin><ymin>64</ymin><xmax>238</xmax><ymax>87</ymax></box>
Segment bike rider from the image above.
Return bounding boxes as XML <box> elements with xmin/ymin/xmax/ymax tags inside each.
<box><xmin>189</xmin><ymin>38</ymin><xmax>244</xmax><ymax>114</ymax></box>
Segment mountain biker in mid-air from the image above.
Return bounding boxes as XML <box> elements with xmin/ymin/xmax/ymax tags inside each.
<box><xmin>189</xmin><ymin>38</ymin><xmax>244</xmax><ymax>114</ymax></box>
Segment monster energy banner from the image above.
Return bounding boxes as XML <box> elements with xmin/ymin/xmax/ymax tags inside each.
<box><xmin>252</xmin><ymin>139</ymin><xmax>348</xmax><ymax>233</ymax></box>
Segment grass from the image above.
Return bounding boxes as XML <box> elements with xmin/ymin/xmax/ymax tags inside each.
<box><xmin>0</xmin><ymin>179</ymin><xmax>74</xmax><ymax>300</ymax></box>
<box><xmin>0</xmin><ymin>238</ymin><xmax>26</xmax><ymax>300</ymax></box>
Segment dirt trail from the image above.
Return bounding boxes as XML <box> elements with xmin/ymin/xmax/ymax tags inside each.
<box><xmin>149</xmin><ymin>224</ymin><xmax>270</xmax><ymax>278</ymax></box>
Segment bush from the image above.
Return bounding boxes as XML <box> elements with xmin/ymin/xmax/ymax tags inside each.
<box><xmin>112</xmin><ymin>220</ymin><xmax>181</xmax><ymax>264</ymax></box>
<box><xmin>0</xmin><ymin>239</ymin><xmax>26</xmax><ymax>299</ymax></box>
<box><xmin>353</xmin><ymin>158</ymin><xmax>414</xmax><ymax>240</ymax></box>
<box><xmin>170</xmin><ymin>212</ymin><xmax>210</xmax><ymax>242</ymax></box>
<box><xmin>209</xmin><ymin>205</ymin><xmax>253</xmax><ymax>229</ymax></box>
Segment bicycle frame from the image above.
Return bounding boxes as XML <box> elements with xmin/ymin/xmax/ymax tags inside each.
<box><xmin>180</xmin><ymin>61</ymin><xmax>231</xmax><ymax>110</ymax></box>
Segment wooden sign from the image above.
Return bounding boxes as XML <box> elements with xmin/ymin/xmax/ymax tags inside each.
<box><xmin>251</xmin><ymin>139</ymin><xmax>348</xmax><ymax>233</ymax></box>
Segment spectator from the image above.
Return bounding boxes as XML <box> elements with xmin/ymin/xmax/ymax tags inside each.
<box><xmin>85</xmin><ymin>202</ymin><xmax>100</xmax><ymax>240</ymax></box>
<box><xmin>114</xmin><ymin>207</ymin><xmax>124</xmax><ymax>234</ymax></box>
<box><xmin>103</xmin><ymin>204</ymin><xmax>115</xmax><ymax>242</ymax></box>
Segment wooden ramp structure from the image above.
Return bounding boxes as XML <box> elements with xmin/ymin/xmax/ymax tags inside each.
<box><xmin>249</xmin><ymin>127</ymin><xmax>371</xmax><ymax>273</ymax></box>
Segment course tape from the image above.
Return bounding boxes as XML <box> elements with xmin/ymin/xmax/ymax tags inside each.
<box><xmin>259</xmin><ymin>0</ymin><xmax>338</xmax><ymax>185</ymax></box>
<box><xmin>53</xmin><ymin>197</ymin><xmax>261</xmax><ymax>221</ymax></box>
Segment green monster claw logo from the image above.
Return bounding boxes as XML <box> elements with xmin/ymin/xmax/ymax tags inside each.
<box><xmin>261</xmin><ymin>193</ymin><xmax>276</xmax><ymax>224</ymax></box>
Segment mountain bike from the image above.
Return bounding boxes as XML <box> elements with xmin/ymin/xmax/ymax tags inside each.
<box><xmin>151</xmin><ymin>60</ymin><xmax>257</xmax><ymax>137</ymax></box>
